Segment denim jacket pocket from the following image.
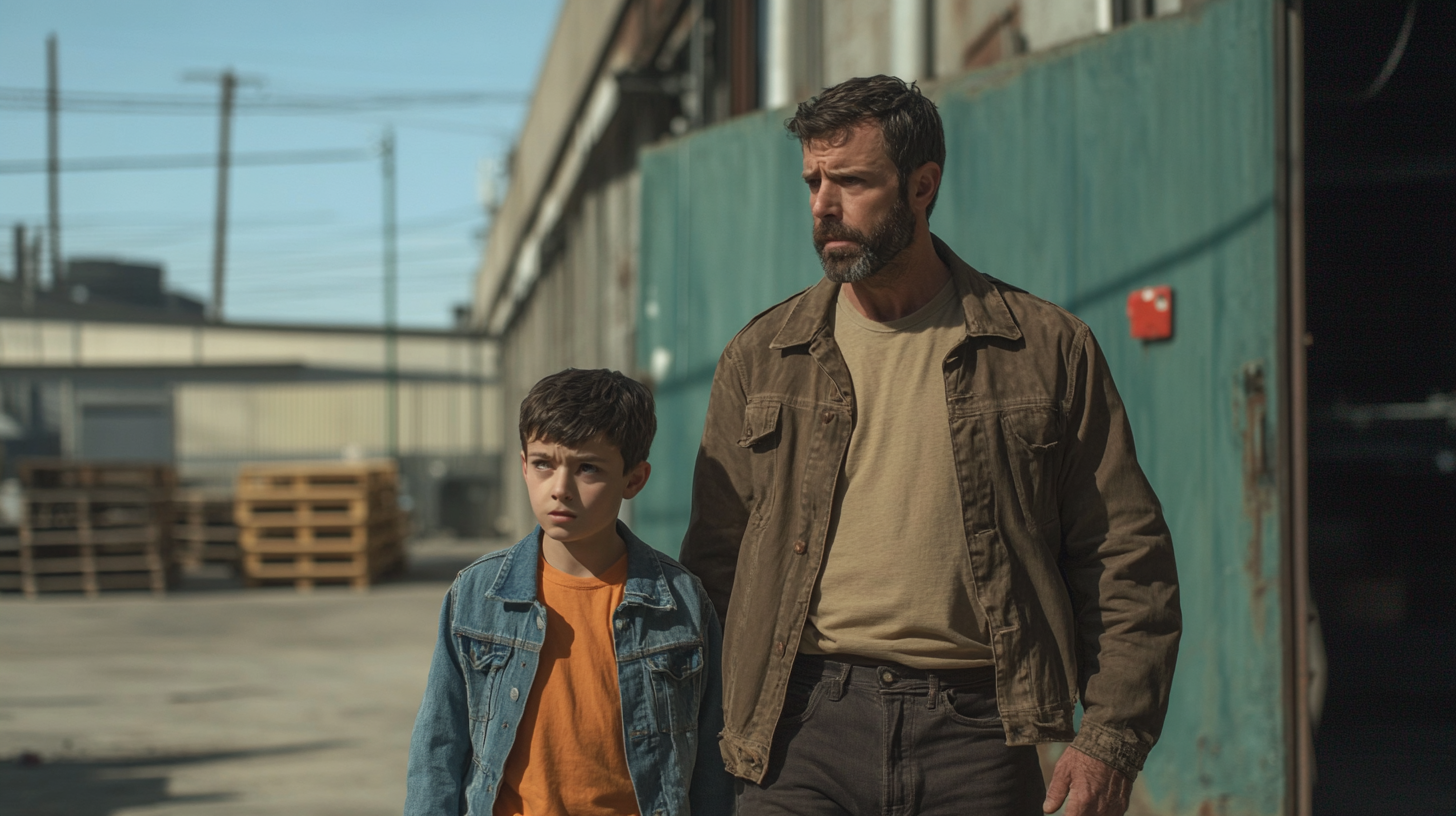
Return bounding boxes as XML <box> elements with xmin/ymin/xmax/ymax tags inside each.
<box><xmin>1001</xmin><ymin>407</ymin><xmax>1063</xmax><ymax>529</ymax></box>
<box><xmin>457</xmin><ymin>634</ymin><xmax>511</xmax><ymax>723</ymax></box>
<box><xmin>645</xmin><ymin>644</ymin><xmax>705</xmax><ymax>735</ymax></box>
<box><xmin>737</xmin><ymin>399</ymin><xmax>781</xmax><ymax>527</ymax></box>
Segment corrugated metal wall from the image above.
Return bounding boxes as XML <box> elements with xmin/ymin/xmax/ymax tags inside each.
<box><xmin>497</xmin><ymin>171</ymin><xmax>640</xmax><ymax>538</ymax></box>
<box><xmin>638</xmin><ymin>0</ymin><xmax>1288</xmax><ymax>812</ymax></box>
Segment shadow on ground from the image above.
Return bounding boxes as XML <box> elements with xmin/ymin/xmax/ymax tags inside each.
<box><xmin>0</xmin><ymin>741</ymin><xmax>347</xmax><ymax>816</ymax></box>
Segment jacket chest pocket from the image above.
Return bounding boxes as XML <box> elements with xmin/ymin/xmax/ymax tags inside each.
<box><xmin>644</xmin><ymin>644</ymin><xmax>704</xmax><ymax>735</ymax></box>
<box><xmin>1001</xmin><ymin>407</ymin><xmax>1063</xmax><ymax>530</ymax></box>
<box><xmin>457</xmin><ymin>635</ymin><xmax>511</xmax><ymax>723</ymax></box>
<box><xmin>738</xmin><ymin>399</ymin><xmax>782</xmax><ymax>527</ymax></box>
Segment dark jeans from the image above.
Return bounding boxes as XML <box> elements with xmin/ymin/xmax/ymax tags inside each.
<box><xmin>737</xmin><ymin>655</ymin><xmax>1046</xmax><ymax>816</ymax></box>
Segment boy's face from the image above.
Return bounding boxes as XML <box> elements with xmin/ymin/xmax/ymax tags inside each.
<box><xmin>521</xmin><ymin>435</ymin><xmax>650</xmax><ymax>549</ymax></box>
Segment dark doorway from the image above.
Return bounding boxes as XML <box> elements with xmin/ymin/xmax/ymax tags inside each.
<box><xmin>1304</xmin><ymin>2</ymin><xmax>1456</xmax><ymax>813</ymax></box>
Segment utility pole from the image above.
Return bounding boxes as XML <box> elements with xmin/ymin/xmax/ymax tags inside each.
<box><xmin>46</xmin><ymin>34</ymin><xmax>62</xmax><ymax>288</ymax></box>
<box><xmin>210</xmin><ymin>70</ymin><xmax>236</xmax><ymax>322</ymax></box>
<box><xmin>381</xmin><ymin>127</ymin><xmax>399</xmax><ymax>459</ymax></box>
<box><xmin>13</xmin><ymin>223</ymin><xmax>35</xmax><ymax>312</ymax></box>
<box><xmin>184</xmin><ymin>69</ymin><xmax>260</xmax><ymax>322</ymax></box>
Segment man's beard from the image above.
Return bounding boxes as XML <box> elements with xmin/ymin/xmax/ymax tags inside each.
<box><xmin>813</xmin><ymin>193</ymin><xmax>917</xmax><ymax>284</ymax></box>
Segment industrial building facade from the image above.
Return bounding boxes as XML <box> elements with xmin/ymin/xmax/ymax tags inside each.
<box><xmin>472</xmin><ymin>0</ymin><xmax>1186</xmax><ymax>538</ymax></box>
<box><xmin>472</xmin><ymin>0</ymin><xmax>1456</xmax><ymax>813</ymax></box>
<box><xmin>0</xmin><ymin>318</ymin><xmax>500</xmax><ymax>537</ymax></box>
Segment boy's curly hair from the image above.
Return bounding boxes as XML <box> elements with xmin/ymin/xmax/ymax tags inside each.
<box><xmin>519</xmin><ymin>368</ymin><xmax>656</xmax><ymax>470</ymax></box>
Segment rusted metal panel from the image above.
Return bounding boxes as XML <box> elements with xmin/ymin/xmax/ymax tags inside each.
<box><xmin>638</xmin><ymin>0</ymin><xmax>1287</xmax><ymax>811</ymax></box>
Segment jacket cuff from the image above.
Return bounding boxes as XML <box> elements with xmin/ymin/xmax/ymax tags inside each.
<box><xmin>1070</xmin><ymin>721</ymin><xmax>1149</xmax><ymax>780</ymax></box>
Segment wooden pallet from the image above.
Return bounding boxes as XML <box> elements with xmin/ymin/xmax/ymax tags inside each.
<box><xmin>25</xmin><ymin>495</ymin><xmax>167</xmax><ymax>532</ymax></box>
<box><xmin>239</xmin><ymin>517</ymin><xmax>402</xmax><ymax>591</ymax></box>
<box><xmin>20</xmin><ymin>459</ymin><xmax>176</xmax><ymax>490</ymax></box>
<box><xmin>18</xmin><ymin>474</ymin><xmax>175</xmax><ymax>597</ymax></box>
<box><xmin>0</xmin><ymin>529</ymin><xmax>20</xmax><ymax>593</ymax></box>
<box><xmin>18</xmin><ymin>526</ymin><xmax>172</xmax><ymax>597</ymax></box>
<box><xmin>242</xmin><ymin>536</ymin><xmax>404</xmax><ymax>591</ymax></box>
<box><xmin>236</xmin><ymin>460</ymin><xmax>397</xmax><ymax>501</ymax></box>
<box><xmin>173</xmin><ymin>490</ymin><xmax>239</xmax><ymax>569</ymax></box>
<box><xmin>234</xmin><ymin>493</ymin><xmax>396</xmax><ymax>527</ymax></box>
<box><xmin>239</xmin><ymin>517</ymin><xmax>399</xmax><ymax>553</ymax></box>
<box><xmin>234</xmin><ymin>460</ymin><xmax>403</xmax><ymax>592</ymax></box>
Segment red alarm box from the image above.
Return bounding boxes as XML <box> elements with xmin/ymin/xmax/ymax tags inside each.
<box><xmin>1127</xmin><ymin>285</ymin><xmax>1173</xmax><ymax>341</ymax></box>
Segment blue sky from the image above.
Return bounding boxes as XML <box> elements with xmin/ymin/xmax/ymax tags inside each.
<box><xmin>0</xmin><ymin>0</ymin><xmax>562</xmax><ymax>328</ymax></box>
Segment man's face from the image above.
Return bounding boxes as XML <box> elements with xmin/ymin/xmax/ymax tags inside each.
<box><xmin>801</xmin><ymin>121</ymin><xmax>917</xmax><ymax>283</ymax></box>
<box><xmin>520</xmin><ymin>435</ymin><xmax>649</xmax><ymax>548</ymax></box>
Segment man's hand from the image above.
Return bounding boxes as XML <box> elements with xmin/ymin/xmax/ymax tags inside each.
<box><xmin>1042</xmin><ymin>746</ymin><xmax>1133</xmax><ymax>816</ymax></box>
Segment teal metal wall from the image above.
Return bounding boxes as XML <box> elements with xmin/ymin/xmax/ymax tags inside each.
<box><xmin>637</xmin><ymin>0</ymin><xmax>1287</xmax><ymax>812</ymax></box>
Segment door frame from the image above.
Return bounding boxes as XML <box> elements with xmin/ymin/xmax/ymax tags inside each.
<box><xmin>1275</xmin><ymin>1</ymin><xmax>1312</xmax><ymax>814</ymax></box>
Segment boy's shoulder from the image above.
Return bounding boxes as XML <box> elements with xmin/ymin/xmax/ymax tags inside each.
<box><xmin>446</xmin><ymin>539</ymin><xmax>522</xmax><ymax>603</ymax></box>
<box><xmin>622</xmin><ymin>530</ymin><xmax>715</xmax><ymax>619</ymax></box>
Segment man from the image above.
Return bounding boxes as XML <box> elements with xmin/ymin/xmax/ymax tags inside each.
<box><xmin>680</xmin><ymin>75</ymin><xmax>1181</xmax><ymax>816</ymax></box>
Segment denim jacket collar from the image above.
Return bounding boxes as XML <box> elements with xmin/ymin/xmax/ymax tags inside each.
<box><xmin>768</xmin><ymin>233</ymin><xmax>1023</xmax><ymax>349</ymax></box>
<box><xmin>484</xmin><ymin>521</ymin><xmax>677</xmax><ymax>611</ymax></box>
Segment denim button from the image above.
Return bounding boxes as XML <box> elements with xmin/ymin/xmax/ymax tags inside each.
<box><xmin>881</xmin><ymin>670</ymin><xmax>896</xmax><ymax>685</ymax></box>
<box><xmin>510</xmin><ymin>687</ymin><xmax>519</xmax><ymax>701</ymax></box>
<box><xmin>615</xmin><ymin>618</ymin><xmax>624</xmax><ymax>629</ymax></box>
<box><xmin>536</xmin><ymin>616</ymin><xmax>545</xmax><ymax>630</ymax></box>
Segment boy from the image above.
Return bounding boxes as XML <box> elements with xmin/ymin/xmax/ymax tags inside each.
<box><xmin>404</xmin><ymin>368</ymin><xmax>731</xmax><ymax>816</ymax></box>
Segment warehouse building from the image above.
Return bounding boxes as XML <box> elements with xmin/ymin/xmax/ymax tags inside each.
<box><xmin>470</xmin><ymin>0</ymin><xmax>1456</xmax><ymax>813</ymax></box>
<box><xmin>0</xmin><ymin>315</ymin><xmax>500</xmax><ymax>538</ymax></box>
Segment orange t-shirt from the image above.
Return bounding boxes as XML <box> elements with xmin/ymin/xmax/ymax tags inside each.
<box><xmin>493</xmin><ymin>554</ymin><xmax>638</xmax><ymax>816</ymax></box>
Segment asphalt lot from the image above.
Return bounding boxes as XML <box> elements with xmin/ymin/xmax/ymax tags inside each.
<box><xmin>0</xmin><ymin>539</ymin><xmax>503</xmax><ymax>816</ymax></box>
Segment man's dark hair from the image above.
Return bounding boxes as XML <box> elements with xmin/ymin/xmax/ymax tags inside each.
<box><xmin>785</xmin><ymin>75</ymin><xmax>947</xmax><ymax>215</ymax></box>
<box><xmin>519</xmin><ymin>368</ymin><xmax>656</xmax><ymax>471</ymax></box>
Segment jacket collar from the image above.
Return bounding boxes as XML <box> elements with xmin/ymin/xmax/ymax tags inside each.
<box><xmin>485</xmin><ymin>521</ymin><xmax>676</xmax><ymax>611</ymax></box>
<box><xmin>768</xmin><ymin>233</ymin><xmax>1022</xmax><ymax>349</ymax></box>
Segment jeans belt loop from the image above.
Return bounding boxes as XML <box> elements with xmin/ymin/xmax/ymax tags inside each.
<box><xmin>828</xmin><ymin>662</ymin><xmax>851</xmax><ymax>702</ymax></box>
<box><xmin>927</xmin><ymin>674</ymin><xmax>940</xmax><ymax>710</ymax></box>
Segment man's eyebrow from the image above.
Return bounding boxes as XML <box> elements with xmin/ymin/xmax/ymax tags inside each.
<box><xmin>802</xmin><ymin>165</ymin><xmax>874</xmax><ymax>180</ymax></box>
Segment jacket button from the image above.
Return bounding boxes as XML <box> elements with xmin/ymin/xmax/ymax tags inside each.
<box><xmin>821</xmin><ymin>410</ymin><xmax>833</xmax><ymax>424</ymax></box>
<box><xmin>774</xmin><ymin>641</ymin><xmax>786</xmax><ymax>657</ymax></box>
<box><xmin>793</xmin><ymin>540</ymin><xmax>807</xmax><ymax>554</ymax></box>
<box><xmin>510</xmin><ymin>687</ymin><xmax>519</xmax><ymax>701</ymax></box>
<box><xmin>536</xmin><ymin>617</ymin><xmax>545</xmax><ymax>630</ymax></box>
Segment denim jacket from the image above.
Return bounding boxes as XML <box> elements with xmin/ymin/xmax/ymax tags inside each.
<box><xmin>404</xmin><ymin>522</ymin><xmax>733</xmax><ymax>816</ymax></box>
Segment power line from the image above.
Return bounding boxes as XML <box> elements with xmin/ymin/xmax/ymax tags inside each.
<box><xmin>0</xmin><ymin>148</ymin><xmax>373</xmax><ymax>175</ymax></box>
<box><xmin>0</xmin><ymin>85</ymin><xmax>526</xmax><ymax>115</ymax></box>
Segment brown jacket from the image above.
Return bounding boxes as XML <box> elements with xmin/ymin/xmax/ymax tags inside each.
<box><xmin>680</xmin><ymin>236</ymin><xmax>1181</xmax><ymax>783</ymax></box>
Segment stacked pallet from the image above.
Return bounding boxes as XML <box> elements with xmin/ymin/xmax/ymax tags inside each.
<box><xmin>0</xmin><ymin>525</ymin><xmax>20</xmax><ymax>593</ymax></box>
<box><xmin>17</xmin><ymin>460</ymin><xmax>176</xmax><ymax>597</ymax></box>
<box><xmin>173</xmin><ymin>489</ymin><xmax>240</xmax><ymax>570</ymax></box>
<box><xmin>235</xmin><ymin>461</ymin><xmax>405</xmax><ymax>591</ymax></box>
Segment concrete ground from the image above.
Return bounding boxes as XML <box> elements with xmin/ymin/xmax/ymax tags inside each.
<box><xmin>0</xmin><ymin>537</ymin><xmax>506</xmax><ymax>816</ymax></box>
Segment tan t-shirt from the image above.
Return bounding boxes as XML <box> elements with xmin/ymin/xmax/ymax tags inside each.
<box><xmin>800</xmin><ymin>280</ymin><xmax>994</xmax><ymax>669</ymax></box>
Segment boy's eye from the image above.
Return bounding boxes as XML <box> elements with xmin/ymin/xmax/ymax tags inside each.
<box><xmin>531</xmin><ymin>459</ymin><xmax>551</xmax><ymax>470</ymax></box>
<box><xmin>579</xmin><ymin>463</ymin><xmax>599</xmax><ymax>475</ymax></box>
